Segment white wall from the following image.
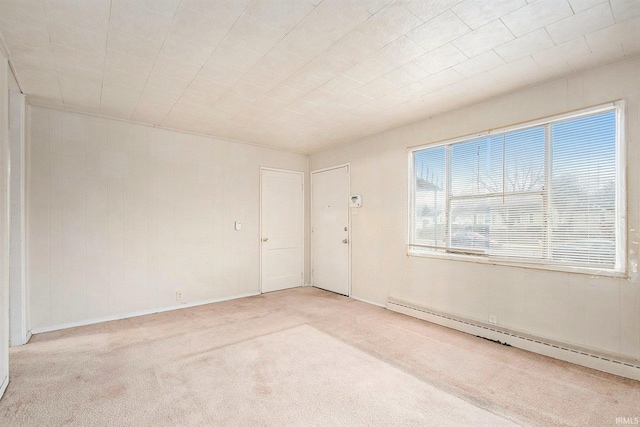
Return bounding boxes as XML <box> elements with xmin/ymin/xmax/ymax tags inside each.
<box><xmin>0</xmin><ymin>51</ymin><xmax>10</xmax><ymax>397</ymax></box>
<box><xmin>310</xmin><ymin>57</ymin><xmax>640</xmax><ymax>361</ymax></box>
<box><xmin>9</xmin><ymin>90</ymin><xmax>26</xmax><ymax>346</ymax></box>
<box><xmin>27</xmin><ymin>107</ymin><xmax>308</xmax><ymax>332</ymax></box>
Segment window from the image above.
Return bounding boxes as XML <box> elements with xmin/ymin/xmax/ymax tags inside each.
<box><xmin>408</xmin><ymin>102</ymin><xmax>625</xmax><ymax>274</ymax></box>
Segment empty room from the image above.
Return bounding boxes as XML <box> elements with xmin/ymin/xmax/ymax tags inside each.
<box><xmin>0</xmin><ymin>0</ymin><xmax>640</xmax><ymax>425</ymax></box>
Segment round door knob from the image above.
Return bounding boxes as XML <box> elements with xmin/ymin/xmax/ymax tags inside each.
<box><xmin>262</xmin><ymin>237</ymin><xmax>269</xmax><ymax>242</ymax></box>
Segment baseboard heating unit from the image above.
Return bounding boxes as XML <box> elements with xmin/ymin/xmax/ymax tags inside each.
<box><xmin>387</xmin><ymin>297</ymin><xmax>640</xmax><ymax>381</ymax></box>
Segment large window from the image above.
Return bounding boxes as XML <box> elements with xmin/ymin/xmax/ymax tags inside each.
<box><xmin>408</xmin><ymin>103</ymin><xmax>625</xmax><ymax>274</ymax></box>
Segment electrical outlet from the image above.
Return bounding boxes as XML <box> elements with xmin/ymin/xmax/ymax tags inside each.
<box><xmin>488</xmin><ymin>315</ymin><xmax>497</xmax><ymax>325</ymax></box>
<box><xmin>176</xmin><ymin>291</ymin><xmax>183</xmax><ymax>301</ymax></box>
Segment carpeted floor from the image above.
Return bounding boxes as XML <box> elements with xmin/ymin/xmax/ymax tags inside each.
<box><xmin>1</xmin><ymin>287</ymin><xmax>639</xmax><ymax>426</ymax></box>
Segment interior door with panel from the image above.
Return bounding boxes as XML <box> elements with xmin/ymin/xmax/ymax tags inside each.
<box><xmin>312</xmin><ymin>165</ymin><xmax>350</xmax><ymax>296</ymax></box>
<box><xmin>260</xmin><ymin>168</ymin><xmax>304</xmax><ymax>293</ymax></box>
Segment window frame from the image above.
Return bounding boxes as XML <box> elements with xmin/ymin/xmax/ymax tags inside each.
<box><xmin>407</xmin><ymin>101</ymin><xmax>627</xmax><ymax>277</ymax></box>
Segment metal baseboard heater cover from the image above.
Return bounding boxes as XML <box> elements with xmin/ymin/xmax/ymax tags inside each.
<box><xmin>387</xmin><ymin>297</ymin><xmax>640</xmax><ymax>381</ymax></box>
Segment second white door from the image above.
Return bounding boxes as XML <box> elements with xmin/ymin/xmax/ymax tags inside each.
<box><xmin>261</xmin><ymin>168</ymin><xmax>304</xmax><ymax>293</ymax></box>
<box><xmin>312</xmin><ymin>165</ymin><xmax>350</xmax><ymax>296</ymax></box>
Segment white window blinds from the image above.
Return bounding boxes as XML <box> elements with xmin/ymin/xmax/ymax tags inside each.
<box><xmin>409</xmin><ymin>103</ymin><xmax>624</xmax><ymax>273</ymax></box>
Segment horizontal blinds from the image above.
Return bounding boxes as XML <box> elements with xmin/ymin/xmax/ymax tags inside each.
<box><xmin>411</xmin><ymin>108</ymin><xmax>619</xmax><ymax>270</ymax></box>
<box><xmin>550</xmin><ymin>111</ymin><xmax>617</xmax><ymax>267</ymax></box>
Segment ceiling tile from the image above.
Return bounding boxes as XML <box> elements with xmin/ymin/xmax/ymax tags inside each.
<box><xmin>452</xmin><ymin>50</ymin><xmax>506</xmax><ymax>77</ymax></box>
<box><xmin>103</xmin><ymin>67</ymin><xmax>149</xmax><ymax>92</ymax></box>
<box><xmin>107</xmin><ymin>29</ymin><xmax>163</xmax><ymax>61</ymax></box>
<box><xmin>416</xmin><ymin>68</ymin><xmax>466</xmax><ymax>93</ymax></box>
<box><xmin>320</xmin><ymin>74</ymin><xmax>363</xmax><ymax>95</ymax></box>
<box><xmin>139</xmin><ymin>87</ymin><xmax>181</xmax><ymax>107</ymax></box>
<box><xmin>365</xmin><ymin>93</ymin><xmax>406</xmax><ymax>111</ymax></box>
<box><xmin>407</xmin><ymin>10</ymin><xmax>471</xmax><ymax>52</ymax></box>
<box><xmin>198</xmin><ymin>62</ymin><xmax>242</xmax><ymax>86</ymax></box>
<box><xmin>281</xmin><ymin>71</ymin><xmax>325</xmax><ymax>92</ymax></box>
<box><xmin>9</xmin><ymin>47</ymin><xmax>56</xmax><ymax>72</ymax></box>
<box><xmin>300</xmin><ymin>53</ymin><xmax>351</xmax><ymax>81</ymax></box>
<box><xmin>585</xmin><ymin>16</ymin><xmax>640</xmax><ymax>55</ymax></box>
<box><xmin>105</xmin><ymin>49</ymin><xmax>155</xmax><ymax>76</ymax></box>
<box><xmin>53</xmin><ymin>62</ymin><xmax>103</xmax><ymax>85</ymax></box>
<box><xmin>109</xmin><ymin>0</ymin><xmax>173</xmax><ymax>40</ymax></box>
<box><xmin>381</xmin><ymin>62</ymin><xmax>431</xmax><ymax>86</ymax></box>
<box><xmin>181</xmin><ymin>87</ymin><xmax>225</xmax><ymax>107</ymax></box>
<box><xmin>51</xmin><ymin>43</ymin><xmax>105</xmax><ymax>73</ymax></box>
<box><xmin>181</xmin><ymin>0</ymin><xmax>250</xmax><ymax>16</ymax></box>
<box><xmin>300</xmin><ymin>88</ymin><xmax>338</xmax><ymax>106</ymax></box>
<box><xmin>335</xmin><ymin>91</ymin><xmax>373</xmax><ymax>109</ymax></box>
<box><xmin>245</xmin><ymin>0</ymin><xmax>316</xmax><ymax>32</ymax></box>
<box><xmin>278</xmin><ymin>0</ymin><xmax>371</xmax><ymax>59</ymax></box>
<box><xmin>225</xmin><ymin>13</ymin><xmax>287</xmax><ymax>55</ymax></box>
<box><xmin>502</xmin><ymin>0</ymin><xmax>574</xmax><ymax>37</ymax></box>
<box><xmin>0</xmin><ymin>0</ymin><xmax>634</xmax><ymax>153</ymax></box>
<box><xmin>170</xmin><ymin>5</ymin><xmax>236</xmax><ymax>45</ymax></box>
<box><xmin>208</xmin><ymin>40</ymin><xmax>263</xmax><ymax>74</ymax></box>
<box><xmin>610</xmin><ymin>0</ymin><xmax>640</xmax><ymax>23</ymax></box>
<box><xmin>355</xmin><ymin>3</ymin><xmax>424</xmax><ymax>47</ymax></box>
<box><xmin>566</xmin><ymin>43</ymin><xmax>626</xmax><ymax>72</ymax></box>
<box><xmin>325</xmin><ymin>29</ymin><xmax>385</xmax><ymax>65</ymax></box>
<box><xmin>160</xmin><ymin>33</ymin><xmax>216</xmax><ymax>66</ymax></box>
<box><xmin>15</xmin><ymin>67</ymin><xmax>62</xmax><ymax>99</ymax></box>
<box><xmin>487</xmin><ymin>56</ymin><xmax>540</xmax><ymax>85</ymax></box>
<box><xmin>413</xmin><ymin>43</ymin><xmax>468</xmax><ymax>75</ymax></box>
<box><xmin>265</xmin><ymin>85</ymin><xmax>306</xmax><ymax>103</ymax></box>
<box><xmin>43</xmin><ymin>0</ymin><xmax>111</xmax><ymax>34</ymax></box>
<box><xmin>255</xmin><ymin>48</ymin><xmax>308</xmax><ymax>76</ymax></box>
<box><xmin>532</xmin><ymin>37</ymin><xmax>592</xmax><ymax>69</ymax></box>
<box><xmin>569</xmin><ymin>0</ymin><xmax>607</xmax><ymax>13</ymax></box>
<box><xmin>355</xmin><ymin>78</ymin><xmax>400</xmax><ymax>99</ymax></box>
<box><xmin>494</xmin><ymin>28</ymin><xmax>555</xmax><ymax>62</ymax></box>
<box><xmin>451</xmin><ymin>0</ymin><xmax>526</xmax><ymax>29</ymax></box>
<box><xmin>152</xmin><ymin>56</ymin><xmax>202</xmax><ymax>82</ymax></box>
<box><xmin>403</xmin><ymin>0</ymin><xmax>465</xmax><ymax>22</ymax></box>
<box><xmin>242</xmin><ymin>67</ymin><xmax>288</xmax><ymax>91</ymax></box>
<box><xmin>48</xmin><ymin>22</ymin><xmax>107</xmax><ymax>53</ymax></box>
<box><xmin>228</xmin><ymin>80</ymin><xmax>270</xmax><ymax>100</ymax></box>
<box><xmin>343</xmin><ymin>58</ymin><xmax>395</xmax><ymax>84</ymax></box>
<box><xmin>369</xmin><ymin>36</ymin><xmax>426</xmax><ymax>68</ymax></box>
<box><xmin>452</xmin><ymin>20</ymin><xmax>515</xmax><ymax>58</ymax></box>
<box><xmin>0</xmin><ymin>0</ymin><xmax>47</xmax><ymax>26</ymax></box>
<box><xmin>0</xmin><ymin>20</ymin><xmax>50</xmax><ymax>51</ymax></box>
<box><xmin>145</xmin><ymin>70</ymin><xmax>191</xmax><ymax>95</ymax></box>
<box><xmin>546</xmin><ymin>2</ymin><xmax>614</xmax><ymax>45</ymax></box>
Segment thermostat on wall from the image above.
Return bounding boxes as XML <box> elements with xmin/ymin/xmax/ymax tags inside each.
<box><xmin>350</xmin><ymin>195</ymin><xmax>362</xmax><ymax>208</ymax></box>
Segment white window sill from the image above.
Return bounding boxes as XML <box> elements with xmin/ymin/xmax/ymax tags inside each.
<box><xmin>406</xmin><ymin>248</ymin><xmax>628</xmax><ymax>279</ymax></box>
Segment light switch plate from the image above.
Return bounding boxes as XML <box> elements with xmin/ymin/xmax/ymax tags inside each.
<box><xmin>235</xmin><ymin>221</ymin><xmax>241</xmax><ymax>231</ymax></box>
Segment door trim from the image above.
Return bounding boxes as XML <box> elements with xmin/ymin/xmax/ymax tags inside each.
<box><xmin>310</xmin><ymin>163</ymin><xmax>351</xmax><ymax>297</ymax></box>
<box><xmin>259</xmin><ymin>167</ymin><xmax>305</xmax><ymax>294</ymax></box>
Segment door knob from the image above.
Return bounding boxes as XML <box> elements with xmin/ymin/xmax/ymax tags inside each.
<box><xmin>342</xmin><ymin>239</ymin><xmax>348</xmax><ymax>244</ymax></box>
<box><xmin>262</xmin><ymin>237</ymin><xmax>268</xmax><ymax>242</ymax></box>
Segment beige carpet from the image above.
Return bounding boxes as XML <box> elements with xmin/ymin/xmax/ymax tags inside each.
<box><xmin>1</xmin><ymin>287</ymin><xmax>639</xmax><ymax>426</ymax></box>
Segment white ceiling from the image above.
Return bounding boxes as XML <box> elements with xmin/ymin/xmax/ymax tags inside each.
<box><xmin>1</xmin><ymin>0</ymin><xmax>639</xmax><ymax>153</ymax></box>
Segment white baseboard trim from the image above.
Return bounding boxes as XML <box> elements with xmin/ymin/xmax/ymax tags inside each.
<box><xmin>387</xmin><ymin>297</ymin><xmax>640</xmax><ymax>381</ymax></box>
<box><xmin>0</xmin><ymin>375</ymin><xmax>8</xmax><ymax>399</ymax></box>
<box><xmin>304</xmin><ymin>283</ymin><xmax>312</xmax><ymax>287</ymax></box>
<box><xmin>25</xmin><ymin>330</ymin><xmax>32</xmax><ymax>344</ymax></box>
<box><xmin>31</xmin><ymin>292</ymin><xmax>261</xmax><ymax>335</ymax></box>
<box><xmin>350</xmin><ymin>295</ymin><xmax>386</xmax><ymax>308</ymax></box>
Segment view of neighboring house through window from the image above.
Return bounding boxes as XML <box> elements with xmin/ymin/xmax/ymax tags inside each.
<box><xmin>409</xmin><ymin>102</ymin><xmax>625</xmax><ymax>274</ymax></box>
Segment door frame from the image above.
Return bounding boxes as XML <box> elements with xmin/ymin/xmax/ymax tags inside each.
<box><xmin>259</xmin><ymin>167</ymin><xmax>305</xmax><ymax>294</ymax></box>
<box><xmin>310</xmin><ymin>163</ymin><xmax>351</xmax><ymax>297</ymax></box>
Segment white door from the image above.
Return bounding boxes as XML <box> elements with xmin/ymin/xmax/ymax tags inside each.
<box><xmin>260</xmin><ymin>168</ymin><xmax>304</xmax><ymax>293</ymax></box>
<box><xmin>312</xmin><ymin>165</ymin><xmax>349</xmax><ymax>295</ymax></box>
